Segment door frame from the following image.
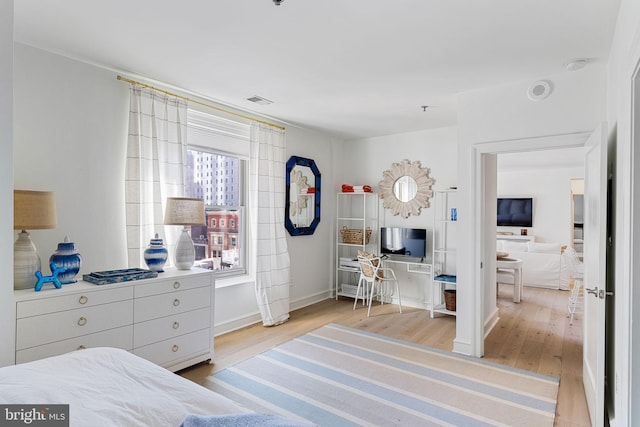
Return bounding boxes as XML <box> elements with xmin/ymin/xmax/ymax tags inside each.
<box><xmin>621</xmin><ymin>31</ymin><xmax>640</xmax><ymax>427</ymax></box>
<box><xmin>470</xmin><ymin>131</ymin><xmax>591</xmax><ymax>360</ymax></box>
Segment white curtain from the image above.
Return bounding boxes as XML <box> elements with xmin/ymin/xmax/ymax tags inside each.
<box><xmin>125</xmin><ymin>86</ymin><xmax>187</xmax><ymax>267</ymax></box>
<box><xmin>249</xmin><ymin>123</ymin><xmax>291</xmax><ymax>326</ymax></box>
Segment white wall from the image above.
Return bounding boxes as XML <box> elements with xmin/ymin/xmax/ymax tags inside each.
<box><xmin>497</xmin><ymin>160</ymin><xmax>584</xmax><ymax>244</ymax></box>
<box><xmin>12</xmin><ymin>44</ymin><xmax>338</xmax><ymax>340</ymax></box>
<box><xmin>341</xmin><ymin>126</ymin><xmax>458</xmax><ymax>307</ymax></box>
<box><xmin>456</xmin><ymin>64</ymin><xmax>607</xmax><ymax>356</ymax></box>
<box><xmin>14</xmin><ymin>44</ymin><xmax>129</xmax><ymax>273</ymax></box>
<box><xmin>0</xmin><ymin>0</ymin><xmax>15</xmax><ymax>367</ymax></box>
<box><xmin>285</xmin><ymin>128</ymin><xmax>340</xmax><ymax>308</ymax></box>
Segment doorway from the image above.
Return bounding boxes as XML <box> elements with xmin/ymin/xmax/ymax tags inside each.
<box><xmin>473</xmin><ymin>127</ymin><xmax>613</xmax><ymax>426</ymax></box>
<box><xmin>571</xmin><ymin>178</ymin><xmax>585</xmax><ymax>260</ymax></box>
<box><xmin>469</xmin><ymin>131</ymin><xmax>591</xmax><ymax>358</ymax></box>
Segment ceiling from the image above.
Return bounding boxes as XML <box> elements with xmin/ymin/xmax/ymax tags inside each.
<box><xmin>13</xmin><ymin>0</ymin><xmax>621</xmax><ymax>140</ymax></box>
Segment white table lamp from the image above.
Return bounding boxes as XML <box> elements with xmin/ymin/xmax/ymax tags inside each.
<box><xmin>14</xmin><ymin>190</ymin><xmax>57</xmax><ymax>290</ymax></box>
<box><xmin>164</xmin><ymin>197</ymin><xmax>205</xmax><ymax>270</ymax></box>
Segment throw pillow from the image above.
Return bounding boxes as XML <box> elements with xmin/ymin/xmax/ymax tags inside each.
<box><xmin>528</xmin><ymin>242</ymin><xmax>562</xmax><ymax>254</ymax></box>
<box><xmin>502</xmin><ymin>241</ymin><xmax>529</xmax><ymax>253</ymax></box>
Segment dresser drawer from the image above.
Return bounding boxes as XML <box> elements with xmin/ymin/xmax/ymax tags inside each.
<box><xmin>16</xmin><ymin>326</ymin><xmax>133</xmax><ymax>364</ymax></box>
<box><xmin>133</xmin><ymin>306</ymin><xmax>210</xmax><ymax>348</ymax></box>
<box><xmin>16</xmin><ymin>286</ymin><xmax>133</xmax><ymax>319</ymax></box>
<box><xmin>134</xmin><ymin>286</ymin><xmax>211</xmax><ymax>323</ymax></box>
<box><xmin>134</xmin><ymin>273</ymin><xmax>211</xmax><ymax>298</ymax></box>
<box><xmin>16</xmin><ymin>300</ymin><xmax>133</xmax><ymax>350</ymax></box>
<box><xmin>133</xmin><ymin>328</ymin><xmax>211</xmax><ymax>367</ymax></box>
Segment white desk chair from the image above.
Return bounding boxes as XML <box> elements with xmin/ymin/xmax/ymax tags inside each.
<box><xmin>354</xmin><ymin>255</ymin><xmax>402</xmax><ymax>317</ymax></box>
<box><xmin>563</xmin><ymin>246</ymin><xmax>584</xmax><ymax>325</ymax></box>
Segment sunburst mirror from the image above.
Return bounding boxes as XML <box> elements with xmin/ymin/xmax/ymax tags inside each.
<box><xmin>379</xmin><ymin>159</ymin><xmax>434</xmax><ymax>218</ymax></box>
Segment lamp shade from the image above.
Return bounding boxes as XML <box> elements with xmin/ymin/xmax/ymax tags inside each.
<box><xmin>164</xmin><ymin>197</ymin><xmax>205</xmax><ymax>226</ymax></box>
<box><xmin>14</xmin><ymin>190</ymin><xmax>57</xmax><ymax>230</ymax></box>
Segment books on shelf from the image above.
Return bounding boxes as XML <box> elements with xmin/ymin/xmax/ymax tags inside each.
<box><xmin>433</xmin><ymin>274</ymin><xmax>457</xmax><ymax>283</ymax></box>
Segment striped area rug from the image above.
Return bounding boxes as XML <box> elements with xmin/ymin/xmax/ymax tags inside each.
<box><xmin>207</xmin><ymin>323</ymin><xmax>558</xmax><ymax>426</ymax></box>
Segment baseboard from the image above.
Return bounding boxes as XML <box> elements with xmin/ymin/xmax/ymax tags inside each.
<box><xmin>290</xmin><ymin>290</ymin><xmax>332</xmax><ymax>311</ymax></box>
<box><xmin>214</xmin><ymin>290</ymin><xmax>430</xmax><ymax>337</ymax></box>
<box><xmin>214</xmin><ymin>290</ymin><xmax>331</xmax><ymax>336</ymax></box>
<box><xmin>524</xmin><ymin>283</ymin><xmax>560</xmax><ymax>290</ymax></box>
<box><xmin>453</xmin><ymin>338</ymin><xmax>472</xmax><ymax>356</ymax></box>
<box><xmin>214</xmin><ymin>313</ymin><xmax>263</xmax><ymax>336</ymax></box>
<box><xmin>484</xmin><ymin>307</ymin><xmax>500</xmax><ymax>339</ymax></box>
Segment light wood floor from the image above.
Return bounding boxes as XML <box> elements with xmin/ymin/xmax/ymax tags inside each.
<box><xmin>180</xmin><ymin>286</ymin><xmax>589</xmax><ymax>426</ymax></box>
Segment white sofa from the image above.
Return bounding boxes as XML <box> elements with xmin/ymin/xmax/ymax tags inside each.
<box><xmin>497</xmin><ymin>240</ymin><xmax>569</xmax><ymax>290</ymax></box>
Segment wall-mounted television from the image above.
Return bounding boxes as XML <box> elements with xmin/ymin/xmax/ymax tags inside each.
<box><xmin>380</xmin><ymin>227</ymin><xmax>427</xmax><ymax>260</ymax></box>
<box><xmin>497</xmin><ymin>197</ymin><xmax>533</xmax><ymax>227</ymax></box>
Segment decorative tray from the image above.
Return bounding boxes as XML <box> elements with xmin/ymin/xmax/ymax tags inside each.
<box><xmin>83</xmin><ymin>268</ymin><xmax>158</xmax><ymax>285</ymax></box>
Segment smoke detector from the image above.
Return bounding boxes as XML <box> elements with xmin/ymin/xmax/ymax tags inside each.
<box><xmin>564</xmin><ymin>59</ymin><xmax>588</xmax><ymax>72</ymax></box>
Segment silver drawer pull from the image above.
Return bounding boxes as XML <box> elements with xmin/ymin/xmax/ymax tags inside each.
<box><xmin>172</xmin><ymin>344</ymin><xmax>179</xmax><ymax>353</ymax></box>
<box><xmin>78</xmin><ymin>295</ymin><xmax>88</xmax><ymax>304</ymax></box>
<box><xmin>77</xmin><ymin>317</ymin><xmax>87</xmax><ymax>326</ymax></box>
<box><xmin>173</xmin><ymin>298</ymin><xmax>180</xmax><ymax>307</ymax></box>
<box><xmin>173</xmin><ymin>281</ymin><xmax>180</xmax><ymax>289</ymax></box>
<box><xmin>77</xmin><ymin>345</ymin><xmax>87</xmax><ymax>350</ymax></box>
<box><xmin>172</xmin><ymin>321</ymin><xmax>180</xmax><ymax>330</ymax></box>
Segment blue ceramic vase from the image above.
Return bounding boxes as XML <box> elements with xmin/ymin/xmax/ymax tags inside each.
<box><xmin>144</xmin><ymin>233</ymin><xmax>168</xmax><ymax>273</ymax></box>
<box><xmin>49</xmin><ymin>236</ymin><xmax>82</xmax><ymax>284</ymax></box>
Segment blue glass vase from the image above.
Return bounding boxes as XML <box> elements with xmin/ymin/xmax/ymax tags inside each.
<box><xmin>49</xmin><ymin>236</ymin><xmax>82</xmax><ymax>284</ymax></box>
<box><xmin>144</xmin><ymin>234</ymin><xmax>168</xmax><ymax>273</ymax></box>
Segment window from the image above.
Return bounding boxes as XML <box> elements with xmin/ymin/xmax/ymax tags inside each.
<box><xmin>185</xmin><ymin>109</ymin><xmax>250</xmax><ymax>276</ymax></box>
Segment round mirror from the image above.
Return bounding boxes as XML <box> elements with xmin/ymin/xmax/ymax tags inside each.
<box><xmin>393</xmin><ymin>176</ymin><xmax>418</xmax><ymax>202</ymax></box>
<box><xmin>379</xmin><ymin>159</ymin><xmax>434</xmax><ymax>218</ymax></box>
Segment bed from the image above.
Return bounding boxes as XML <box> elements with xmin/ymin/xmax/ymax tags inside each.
<box><xmin>0</xmin><ymin>347</ymin><xmax>249</xmax><ymax>426</ymax></box>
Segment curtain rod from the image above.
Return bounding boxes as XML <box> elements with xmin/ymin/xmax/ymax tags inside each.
<box><xmin>116</xmin><ymin>75</ymin><xmax>285</xmax><ymax>130</ymax></box>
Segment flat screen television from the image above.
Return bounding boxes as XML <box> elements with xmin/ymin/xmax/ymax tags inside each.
<box><xmin>497</xmin><ymin>197</ymin><xmax>533</xmax><ymax>227</ymax></box>
<box><xmin>380</xmin><ymin>227</ymin><xmax>427</xmax><ymax>260</ymax></box>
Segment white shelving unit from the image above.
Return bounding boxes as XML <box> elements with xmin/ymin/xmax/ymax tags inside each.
<box><xmin>335</xmin><ymin>192</ymin><xmax>379</xmax><ymax>299</ymax></box>
<box><xmin>496</xmin><ymin>234</ymin><xmax>536</xmax><ymax>242</ymax></box>
<box><xmin>431</xmin><ymin>190</ymin><xmax>457</xmax><ymax>317</ymax></box>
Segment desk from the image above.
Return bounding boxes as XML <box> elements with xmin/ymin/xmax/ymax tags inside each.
<box><xmin>381</xmin><ymin>258</ymin><xmax>432</xmax><ymax>308</ymax></box>
<box><xmin>496</xmin><ymin>257</ymin><xmax>523</xmax><ymax>303</ymax></box>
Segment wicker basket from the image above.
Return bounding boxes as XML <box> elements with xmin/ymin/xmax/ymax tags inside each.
<box><xmin>444</xmin><ymin>289</ymin><xmax>457</xmax><ymax>312</ymax></box>
<box><xmin>340</xmin><ymin>226</ymin><xmax>372</xmax><ymax>244</ymax></box>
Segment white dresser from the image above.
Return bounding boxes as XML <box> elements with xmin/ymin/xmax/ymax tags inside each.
<box><xmin>14</xmin><ymin>268</ymin><xmax>214</xmax><ymax>372</ymax></box>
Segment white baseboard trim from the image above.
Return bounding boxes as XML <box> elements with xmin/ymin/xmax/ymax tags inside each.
<box><xmin>484</xmin><ymin>306</ymin><xmax>500</xmax><ymax>339</ymax></box>
<box><xmin>453</xmin><ymin>338</ymin><xmax>472</xmax><ymax>356</ymax></box>
<box><xmin>214</xmin><ymin>291</ymin><xmax>331</xmax><ymax>336</ymax></box>
<box><xmin>214</xmin><ymin>291</ymin><xmax>431</xmax><ymax>337</ymax></box>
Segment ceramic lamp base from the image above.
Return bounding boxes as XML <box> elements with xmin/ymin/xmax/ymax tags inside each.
<box><xmin>174</xmin><ymin>227</ymin><xmax>195</xmax><ymax>270</ymax></box>
<box><xmin>14</xmin><ymin>231</ymin><xmax>41</xmax><ymax>290</ymax></box>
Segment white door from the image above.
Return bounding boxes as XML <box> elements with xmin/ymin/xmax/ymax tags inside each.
<box><xmin>582</xmin><ymin>123</ymin><xmax>608</xmax><ymax>426</ymax></box>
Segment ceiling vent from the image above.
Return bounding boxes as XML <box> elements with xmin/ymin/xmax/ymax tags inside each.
<box><xmin>246</xmin><ymin>95</ymin><xmax>274</xmax><ymax>105</ymax></box>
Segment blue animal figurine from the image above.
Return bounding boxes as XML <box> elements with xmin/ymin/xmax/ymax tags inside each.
<box><xmin>34</xmin><ymin>262</ymin><xmax>67</xmax><ymax>292</ymax></box>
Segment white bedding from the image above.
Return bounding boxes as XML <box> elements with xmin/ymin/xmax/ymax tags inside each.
<box><xmin>0</xmin><ymin>347</ymin><xmax>248</xmax><ymax>426</ymax></box>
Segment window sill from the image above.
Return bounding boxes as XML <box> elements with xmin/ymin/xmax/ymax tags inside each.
<box><xmin>214</xmin><ymin>273</ymin><xmax>254</xmax><ymax>289</ymax></box>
